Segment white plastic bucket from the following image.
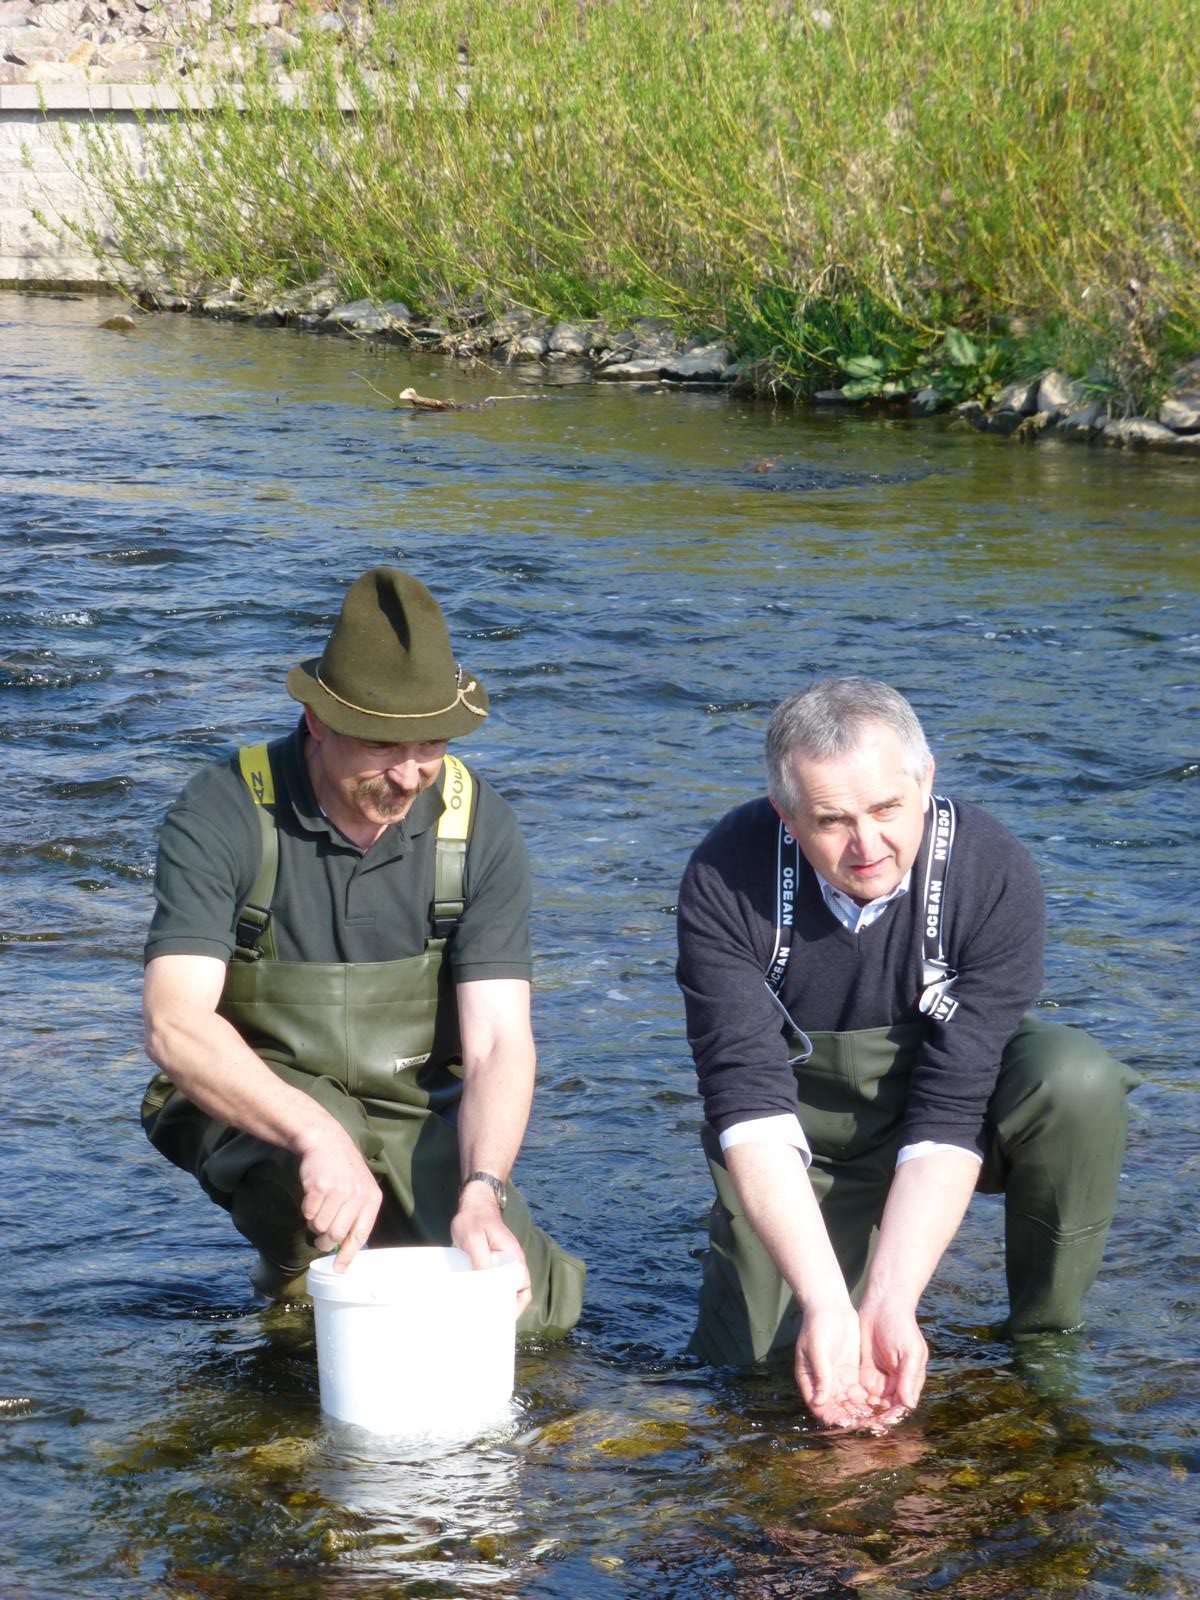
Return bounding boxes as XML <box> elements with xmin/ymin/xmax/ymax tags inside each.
<box><xmin>307</xmin><ymin>1246</ymin><xmax>523</xmax><ymax>1439</ymax></box>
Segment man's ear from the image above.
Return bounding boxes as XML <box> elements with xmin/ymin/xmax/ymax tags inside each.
<box><xmin>768</xmin><ymin>796</ymin><xmax>788</xmax><ymax>825</ymax></box>
<box><xmin>920</xmin><ymin>755</ymin><xmax>936</xmax><ymax>806</ymax></box>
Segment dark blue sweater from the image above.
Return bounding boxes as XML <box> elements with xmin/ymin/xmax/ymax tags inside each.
<box><xmin>676</xmin><ymin>795</ymin><xmax>1045</xmax><ymax>1155</ymax></box>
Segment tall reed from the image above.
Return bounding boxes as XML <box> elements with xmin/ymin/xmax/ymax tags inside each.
<box><xmin>69</xmin><ymin>0</ymin><xmax>1200</xmax><ymax>405</ymax></box>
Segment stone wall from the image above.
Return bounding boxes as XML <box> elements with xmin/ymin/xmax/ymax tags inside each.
<box><xmin>0</xmin><ymin>0</ymin><xmax>324</xmax><ymax>284</ymax></box>
<box><xmin>0</xmin><ymin>86</ymin><xmax>160</xmax><ymax>283</ymax></box>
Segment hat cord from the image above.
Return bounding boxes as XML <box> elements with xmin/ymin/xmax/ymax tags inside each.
<box><xmin>314</xmin><ymin>668</ymin><xmax>487</xmax><ymax>720</ymax></box>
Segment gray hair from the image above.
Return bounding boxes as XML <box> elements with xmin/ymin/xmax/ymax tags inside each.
<box><xmin>765</xmin><ymin>677</ymin><xmax>932</xmax><ymax>815</ymax></box>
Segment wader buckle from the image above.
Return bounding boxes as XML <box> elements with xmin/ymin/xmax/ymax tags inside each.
<box><xmin>429</xmin><ymin>899</ymin><xmax>465</xmax><ymax>941</ymax></box>
<box><xmin>234</xmin><ymin>905</ymin><xmax>272</xmax><ymax>961</ymax></box>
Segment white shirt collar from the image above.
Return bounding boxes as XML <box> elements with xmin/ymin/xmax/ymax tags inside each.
<box><xmin>815</xmin><ymin>867</ymin><xmax>912</xmax><ymax>933</ymax></box>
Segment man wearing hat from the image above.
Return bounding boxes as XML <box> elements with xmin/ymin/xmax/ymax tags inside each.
<box><xmin>140</xmin><ymin>568</ymin><xmax>584</xmax><ymax>1336</ymax></box>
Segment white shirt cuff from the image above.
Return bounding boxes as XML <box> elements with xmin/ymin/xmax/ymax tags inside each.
<box><xmin>896</xmin><ymin>1140</ymin><xmax>983</xmax><ymax>1168</ymax></box>
<box><xmin>719</xmin><ymin>1113</ymin><xmax>812</xmax><ymax>1168</ymax></box>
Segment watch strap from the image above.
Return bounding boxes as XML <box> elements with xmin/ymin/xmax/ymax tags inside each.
<box><xmin>460</xmin><ymin>1170</ymin><xmax>507</xmax><ymax>1209</ymax></box>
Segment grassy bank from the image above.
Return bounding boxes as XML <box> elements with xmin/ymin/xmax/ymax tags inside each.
<box><xmin>68</xmin><ymin>0</ymin><xmax>1199</xmax><ymax>409</ymax></box>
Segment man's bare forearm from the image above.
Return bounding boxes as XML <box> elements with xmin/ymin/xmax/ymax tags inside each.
<box><xmin>454</xmin><ymin>979</ymin><xmax>536</xmax><ymax>1183</ymax></box>
<box><xmin>861</xmin><ymin>1147</ymin><xmax>981</xmax><ymax>1314</ymax></box>
<box><xmin>143</xmin><ymin>953</ymin><xmax>344</xmax><ymax>1159</ymax></box>
<box><xmin>724</xmin><ymin>1142</ymin><xmax>851</xmax><ymax>1313</ymax></box>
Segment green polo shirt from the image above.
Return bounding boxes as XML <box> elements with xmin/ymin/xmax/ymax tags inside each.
<box><xmin>144</xmin><ymin>725</ymin><xmax>532</xmax><ymax>979</ymax></box>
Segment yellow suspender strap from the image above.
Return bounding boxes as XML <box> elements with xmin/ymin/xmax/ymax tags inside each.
<box><xmin>437</xmin><ymin>752</ymin><xmax>473</xmax><ymax>842</ymax></box>
<box><xmin>432</xmin><ymin>753</ymin><xmax>474</xmax><ymax>937</ymax></box>
<box><xmin>238</xmin><ymin>743</ymin><xmax>276</xmax><ymax>807</ymax></box>
<box><xmin>234</xmin><ymin>743</ymin><xmax>278</xmax><ymax>960</ymax></box>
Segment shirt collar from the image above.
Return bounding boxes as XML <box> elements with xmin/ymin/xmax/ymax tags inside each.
<box><xmin>815</xmin><ymin>867</ymin><xmax>912</xmax><ymax>933</ymax></box>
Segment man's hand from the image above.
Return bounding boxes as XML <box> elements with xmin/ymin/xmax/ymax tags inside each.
<box><xmin>453</xmin><ymin>979</ymin><xmax>537</xmax><ymax>1318</ymax></box>
<box><xmin>848</xmin><ymin>1145</ymin><xmax>980</xmax><ymax>1425</ymax></box>
<box><xmin>293</xmin><ymin>1122</ymin><xmax>383</xmax><ymax>1273</ymax></box>
<box><xmin>451</xmin><ymin>1183</ymin><xmax>532</xmax><ymax>1316</ymax></box>
<box><xmin>857</xmin><ymin>1298</ymin><xmax>928</xmax><ymax>1426</ymax></box>
<box><xmin>795</xmin><ymin>1304</ymin><xmax>880</xmax><ymax>1430</ymax></box>
<box><xmin>145</xmin><ymin>954</ymin><xmax>387</xmax><ymax>1272</ymax></box>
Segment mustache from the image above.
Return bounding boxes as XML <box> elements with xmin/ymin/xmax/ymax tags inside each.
<box><xmin>356</xmin><ymin>774</ymin><xmax>417</xmax><ymax>809</ymax></box>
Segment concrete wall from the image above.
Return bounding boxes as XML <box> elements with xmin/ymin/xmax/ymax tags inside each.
<box><xmin>0</xmin><ymin>85</ymin><xmax>170</xmax><ymax>283</ymax></box>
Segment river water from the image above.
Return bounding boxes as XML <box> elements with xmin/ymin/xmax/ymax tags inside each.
<box><xmin>2</xmin><ymin>289</ymin><xmax>1197</xmax><ymax>1599</ymax></box>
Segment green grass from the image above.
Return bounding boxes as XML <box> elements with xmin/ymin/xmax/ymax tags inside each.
<box><xmin>64</xmin><ymin>0</ymin><xmax>1200</xmax><ymax>409</ymax></box>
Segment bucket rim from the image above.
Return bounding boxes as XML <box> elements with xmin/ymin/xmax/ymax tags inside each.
<box><xmin>306</xmin><ymin>1244</ymin><xmax>521</xmax><ymax>1304</ymax></box>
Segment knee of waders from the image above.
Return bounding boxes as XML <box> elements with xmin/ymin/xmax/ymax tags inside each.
<box><xmin>991</xmin><ymin>1021</ymin><xmax>1136</xmax><ymax>1151</ymax></box>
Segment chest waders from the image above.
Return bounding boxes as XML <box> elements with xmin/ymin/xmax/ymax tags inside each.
<box><xmin>142</xmin><ymin>746</ymin><xmax>584</xmax><ymax>1339</ymax></box>
<box><xmin>691</xmin><ymin>801</ymin><xmax>1137</xmax><ymax>1366</ymax></box>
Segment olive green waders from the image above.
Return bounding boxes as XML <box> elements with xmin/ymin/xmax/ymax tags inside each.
<box><xmin>142</xmin><ymin>748</ymin><xmax>584</xmax><ymax>1340</ymax></box>
<box><xmin>691</xmin><ymin>1015</ymin><xmax>1138</xmax><ymax>1365</ymax></box>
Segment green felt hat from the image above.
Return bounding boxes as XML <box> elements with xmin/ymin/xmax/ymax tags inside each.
<box><xmin>286</xmin><ymin>568</ymin><xmax>489</xmax><ymax>741</ymax></box>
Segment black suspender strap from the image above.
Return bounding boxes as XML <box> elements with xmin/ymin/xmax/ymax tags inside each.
<box><xmin>767</xmin><ymin>820</ymin><xmax>813</xmax><ymax>1064</ymax></box>
<box><xmin>917</xmin><ymin>794</ymin><xmax>959</xmax><ymax>1022</ymax></box>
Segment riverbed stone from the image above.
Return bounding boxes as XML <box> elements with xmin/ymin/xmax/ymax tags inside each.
<box><xmin>625</xmin><ymin>317</ymin><xmax>677</xmax><ymax>356</ymax></box>
<box><xmin>597</xmin><ymin>354</ymin><xmax>668</xmax><ymax>380</ymax></box>
<box><xmin>1102</xmin><ymin>416</ymin><xmax>1179</xmax><ymax>449</ymax></box>
<box><xmin>1159</xmin><ymin>392</ymin><xmax>1200</xmax><ymax>433</ymax></box>
<box><xmin>1060</xmin><ymin>400</ymin><xmax>1106</xmax><ymax>439</ymax></box>
<box><xmin>1037</xmin><ymin>370</ymin><xmax>1086</xmax><ymax>415</ymax></box>
<box><xmin>476</xmin><ymin>310</ymin><xmax>533</xmax><ymax>350</ymax></box>
<box><xmin>909</xmin><ymin>385</ymin><xmax>942</xmax><ymax>416</ymax></box>
<box><xmin>267</xmin><ymin>278</ymin><xmax>342</xmax><ymax>319</ymax></box>
<box><xmin>513</xmin><ymin>328</ymin><xmax>549</xmax><ymax>359</ymax></box>
<box><xmin>28</xmin><ymin>0</ymin><xmax>74</xmax><ymax>27</ymax></box>
<box><xmin>991</xmin><ymin>377</ymin><xmax>1040</xmax><ymax>422</ymax></box>
<box><xmin>1013</xmin><ymin>409</ymin><xmax>1058</xmax><ymax>442</ymax></box>
<box><xmin>407</xmin><ymin>315</ymin><xmax>450</xmax><ymax>345</ymax></box>
<box><xmin>1169</xmin><ymin>356</ymin><xmax>1200</xmax><ymax>390</ymax></box>
<box><xmin>548</xmin><ymin>321</ymin><xmax>595</xmax><ymax>357</ymax></box>
<box><xmin>661</xmin><ymin>341</ymin><xmax>730</xmax><ymax>381</ymax></box>
<box><xmin>201</xmin><ymin>288</ymin><xmax>251</xmax><ymax>318</ymax></box>
<box><xmin>322</xmin><ymin>298</ymin><xmax>409</xmax><ymax>335</ymax></box>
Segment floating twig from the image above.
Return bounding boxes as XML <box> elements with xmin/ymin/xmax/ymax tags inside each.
<box><xmin>351</xmin><ymin>372</ymin><xmax>545</xmax><ymax>413</ymax></box>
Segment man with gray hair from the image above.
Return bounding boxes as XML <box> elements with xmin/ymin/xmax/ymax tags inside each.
<box><xmin>677</xmin><ymin>677</ymin><xmax>1135</xmax><ymax>1430</ymax></box>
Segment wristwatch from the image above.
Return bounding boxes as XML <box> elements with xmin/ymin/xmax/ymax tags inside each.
<box><xmin>460</xmin><ymin>1170</ymin><xmax>507</xmax><ymax>1210</ymax></box>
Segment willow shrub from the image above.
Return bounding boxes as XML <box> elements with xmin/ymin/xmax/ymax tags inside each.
<box><xmin>70</xmin><ymin>0</ymin><xmax>1199</xmax><ymax>405</ymax></box>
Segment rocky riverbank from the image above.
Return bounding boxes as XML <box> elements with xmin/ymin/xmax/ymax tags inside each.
<box><xmin>124</xmin><ymin>274</ymin><xmax>1200</xmax><ymax>453</ymax></box>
